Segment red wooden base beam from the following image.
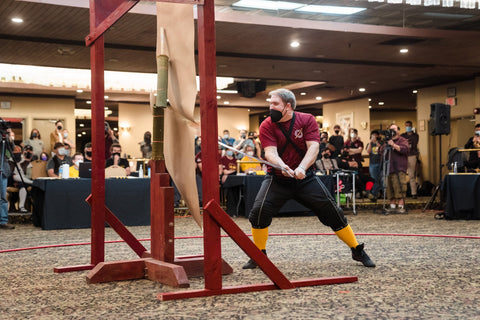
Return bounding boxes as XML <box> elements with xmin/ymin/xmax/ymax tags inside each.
<box><xmin>54</xmin><ymin>264</ymin><xmax>95</xmax><ymax>273</ymax></box>
<box><xmin>158</xmin><ymin>276</ymin><xmax>358</xmax><ymax>301</ymax></box>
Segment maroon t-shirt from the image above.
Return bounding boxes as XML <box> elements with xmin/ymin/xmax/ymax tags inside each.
<box><xmin>220</xmin><ymin>156</ymin><xmax>237</xmax><ymax>171</ymax></box>
<box><xmin>344</xmin><ymin>139</ymin><xmax>364</xmax><ymax>166</ymax></box>
<box><xmin>260</xmin><ymin>112</ymin><xmax>320</xmax><ymax>176</ymax></box>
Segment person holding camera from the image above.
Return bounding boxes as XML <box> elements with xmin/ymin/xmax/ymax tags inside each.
<box><xmin>464</xmin><ymin>124</ymin><xmax>480</xmax><ymax>171</ymax></box>
<box><xmin>400</xmin><ymin>121</ymin><xmax>419</xmax><ymax>199</ymax></box>
<box><xmin>0</xmin><ymin>127</ymin><xmax>15</xmax><ymax>229</ymax></box>
<box><xmin>381</xmin><ymin>124</ymin><xmax>409</xmax><ymax>214</ymax></box>
<box><xmin>104</xmin><ymin>122</ymin><xmax>119</xmax><ymax>160</ymax></box>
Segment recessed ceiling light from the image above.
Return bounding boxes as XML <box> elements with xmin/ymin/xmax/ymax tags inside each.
<box><xmin>400</xmin><ymin>48</ymin><xmax>409</xmax><ymax>54</ymax></box>
<box><xmin>86</xmin><ymin>100</ymin><xmax>91</xmax><ymax>104</ymax></box>
<box><xmin>232</xmin><ymin>0</ymin><xmax>303</xmax><ymax>11</ymax></box>
<box><xmin>224</xmin><ymin>101</ymin><xmax>230</xmax><ymax>105</ymax></box>
<box><xmin>368</xmin><ymin>105</ymin><xmax>372</xmax><ymax>109</ymax></box>
<box><xmin>412</xmin><ymin>90</ymin><xmax>418</xmax><ymax>94</ymax></box>
<box><xmin>315</xmin><ymin>96</ymin><xmax>322</xmax><ymax>100</ymax></box>
<box><xmin>248</xmin><ymin>109</ymin><xmax>250</xmax><ymax>112</ymax></box>
<box><xmin>104</xmin><ymin>95</ymin><xmax>109</xmax><ymax>99</ymax></box>
<box><xmin>266</xmin><ymin>98</ymin><xmax>271</xmax><ymax>102</ymax></box>
<box><xmin>216</xmin><ymin>95</ymin><xmax>221</xmax><ymax>99</ymax></box>
<box><xmin>359</xmin><ymin>88</ymin><xmax>366</xmax><ymax>92</ymax></box>
<box><xmin>79</xmin><ymin>123</ymin><xmax>85</xmax><ymax>127</ymax></box>
<box><xmin>77</xmin><ymin>134</ymin><xmax>82</xmax><ymax>137</ymax></box>
<box><xmin>104</xmin><ymin>107</ymin><xmax>109</xmax><ymax>110</ymax></box>
<box><xmin>76</xmin><ymin>89</ymin><xmax>83</xmax><ymax>93</ymax></box>
<box><xmin>300</xmin><ymin>92</ymin><xmax>307</xmax><ymax>96</ymax></box>
<box><xmin>82</xmin><ymin>132</ymin><xmax>87</xmax><ymax>135</ymax></box>
<box><xmin>11</xmin><ymin>17</ymin><xmax>23</xmax><ymax>23</ymax></box>
<box><xmin>296</xmin><ymin>5</ymin><xmax>366</xmax><ymax>15</ymax></box>
<box><xmin>378</xmin><ymin>102</ymin><xmax>385</xmax><ymax>105</ymax></box>
<box><xmin>368</xmin><ymin>98</ymin><xmax>372</xmax><ymax>101</ymax></box>
<box><xmin>290</xmin><ymin>41</ymin><xmax>300</xmax><ymax>48</ymax></box>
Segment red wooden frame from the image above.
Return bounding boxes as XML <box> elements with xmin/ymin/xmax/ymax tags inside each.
<box><xmin>54</xmin><ymin>0</ymin><xmax>358</xmax><ymax>300</ymax></box>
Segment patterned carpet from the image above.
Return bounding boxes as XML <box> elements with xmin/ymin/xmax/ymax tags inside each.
<box><xmin>1</xmin><ymin>210</ymin><xmax>479</xmax><ymax>319</ymax></box>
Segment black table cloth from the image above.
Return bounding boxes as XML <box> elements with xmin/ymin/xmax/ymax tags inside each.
<box><xmin>443</xmin><ymin>174</ymin><xmax>480</xmax><ymax>220</ymax></box>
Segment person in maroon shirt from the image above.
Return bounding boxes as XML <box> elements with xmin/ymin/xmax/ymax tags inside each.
<box><xmin>242</xmin><ymin>88</ymin><xmax>375</xmax><ymax>269</ymax></box>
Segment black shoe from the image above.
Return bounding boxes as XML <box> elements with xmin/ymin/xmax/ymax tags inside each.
<box><xmin>242</xmin><ymin>249</ymin><xmax>267</xmax><ymax>269</ymax></box>
<box><xmin>351</xmin><ymin>243</ymin><xmax>375</xmax><ymax>267</ymax></box>
<box><xmin>367</xmin><ymin>193</ymin><xmax>377</xmax><ymax>202</ymax></box>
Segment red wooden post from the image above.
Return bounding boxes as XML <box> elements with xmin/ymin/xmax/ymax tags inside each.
<box><xmin>89</xmin><ymin>0</ymin><xmax>108</xmax><ymax>265</ymax></box>
<box><xmin>197</xmin><ymin>0</ymin><xmax>222</xmax><ymax>290</ymax></box>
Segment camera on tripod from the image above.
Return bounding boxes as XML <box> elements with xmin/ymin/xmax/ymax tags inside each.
<box><xmin>381</xmin><ymin>129</ymin><xmax>396</xmax><ymax>141</ymax></box>
<box><xmin>0</xmin><ymin>118</ymin><xmax>12</xmax><ymax>136</ymax></box>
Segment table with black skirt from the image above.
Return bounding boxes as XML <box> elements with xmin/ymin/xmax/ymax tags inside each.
<box><xmin>222</xmin><ymin>174</ymin><xmax>335</xmax><ymax>217</ymax></box>
<box><xmin>31</xmin><ymin>177</ymin><xmax>150</xmax><ymax>230</ymax></box>
<box><xmin>443</xmin><ymin>173</ymin><xmax>480</xmax><ymax>220</ymax></box>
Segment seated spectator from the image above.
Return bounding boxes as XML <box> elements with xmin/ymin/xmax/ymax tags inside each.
<box><xmin>39</xmin><ymin>151</ymin><xmax>49</xmax><ymax>162</ymax></box>
<box><xmin>47</xmin><ymin>142</ymin><xmax>73</xmax><ymax>177</ymax></box>
<box><xmin>21</xmin><ymin>128</ymin><xmax>45</xmax><ymax>160</ymax></box>
<box><xmin>220</xmin><ymin>150</ymin><xmax>239</xmax><ymax>217</ymax></box>
<box><xmin>315</xmin><ymin>147</ymin><xmax>339</xmax><ymax>174</ymax></box>
<box><xmin>319</xmin><ymin>131</ymin><xmax>329</xmax><ymax>152</ymax></box>
<box><xmin>233</xmin><ymin>129</ymin><xmax>255</xmax><ymax>159</ymax></box>
<box><xmin>83</xmin><ymin>142</ymin><xmax>92</xmax><ymax>162</ymax></box>
<box><xmin>239</xmin><ymin>145</ymin><xmax>263</xmax><ymax>174</ymax></box>
<box><xmin>12</xmin><ymin>145</ymin><xmax>34</xmax><ymax>213</ymax></box>
<box><xmin>69</xmin><ymin>153</ymin><xmax>84</xmax><ymax>178</ymax></box>
<box><xmin>64</xmin><ymin>143</ymin><xmax>72</xmax><ymax>158</ymax></box>
<box><xmin>105</xmin><ymin>144</ymin><xmax>131</xmax><ymax>176</ymax></box>
<box><xmin>62</xmin><ymin>129</ymin><xmax>76</xmax><ymax>150</ymax></box>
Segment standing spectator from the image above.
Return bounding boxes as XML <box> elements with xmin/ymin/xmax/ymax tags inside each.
<box><xmin>83</xmin><ymin>142</ymin><xmax>92</xmax><ymax>162</ymax></box>
<box><xmin>328</xmin><ymin>124</ymin><xmax>344</xmax><ymax>158</ymax></box>
<box><xmin>104</xmin><ymin>121</ymin><xmax>119</xmax><ymax>160</ymax></box>
<box><xmin>105</xmin><ymin>144</ymin><xmax>131</xmax><ymax>175</ymax></box>
<box><xmin>401</xmin><ymin>121</ymin><xmax>419</xmax><ymax>198</ymax></box>
<box><xmin>12</xmin><ymin>145</ymin><xmax>34</xmax><ymax>213</ymax></box>
<box><xmin>62</xmin><ymin>129</ymin><xmax>76</xmax><ymax>150</ymax></box>
<box><xmin>319</xmin><ymin>131</ymin><xmax>328</xmax><ymax>153</ymax></box>
<box><xmin>0</xmin><ymin>128</ymin><xmax>15</xmax><ymax>229</ymax></box>
<box><xmin>366</xmin><ymin>130</ymin><xmax>382</xmax><ymax>201</ymax></box>
<box><xmin>233</xmin><ymin>129</ymin><xmax>255</xmax><ymax>159</ymax></box>
<box><xmin>69</xmin><ymin>153</ymin><xmax>84</xmax><ymax>178</ymax></box>
<box><xmin>139</xmin><ymin>131</ymin><xmax>152</xmax><ymax>159</ymax></box>
<box><xmin>22</xmin><ymin>128</ymin><xmax>45</xmax><ymax>159</ymax></box>
<box><xmin>220</xmin><ymin>129</ymin><xmax>235</xmax><ymax>148</ymax></box>
<box><xmin>381</xmin><ymin>124</ymin><xmax>409</xmax><ymax>214</ymax></box>
<box><xmin>344</xmin><ymin>128</ymin><xmax>364</xmax><ymax>168</ymax></box>
<box><xmin>50</xmin><ymin>120</ymin><xmax>64</xmax><ymax>151</ymax></box>
<box><xmin>47</xmin><ymin>142</ymin><xmax>73</xmax><ymax>177</ymax></box>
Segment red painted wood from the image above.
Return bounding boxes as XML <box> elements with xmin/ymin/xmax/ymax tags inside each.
<box><xmin>158</xmin><ymin>276</ymin><xmax>358</xmax><ymax>300</ymax></box>
<box><xmin>145</xmin><ymin>259</ymin><xmax>189</xmax><ymax>288</ymax></box>
<box><xmin>54</xmin><ymin>264</ymin><xmax>95</xmax><ymax>273</ymax></box>
<box><xmin>204</xmin><ymin>200</ymin><xmax>294</xmax><ymax>289</ymax></box>
<box><xmin>197</xmin><ymin>0</ymin><xmax>222</xmax><ymax>291</ymax></box>
<box><xmin>85</xmin><ymin>195</ymin><xmax>148</xmax><ymax>257</ymax></box>
<box><xmin>89</xmin><ymin>1</ymin><xmax>106</xmax><ymax>265</ymax></box>
<box><xmin>86</xmin><ymin>259</ymin><xmax>146</xmax><ymax>284</ymax></box>
<box><xmin>174</xmin><ymin>256</ymin><xmax>233</xmax><ymax>278</ymax></box>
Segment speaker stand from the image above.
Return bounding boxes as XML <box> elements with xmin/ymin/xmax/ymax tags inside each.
<box><xmin>423</xmin><ymin>134</ymin><xmax>444</xmax><ymax>212</ymax></box>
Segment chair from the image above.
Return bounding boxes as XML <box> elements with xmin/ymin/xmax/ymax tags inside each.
<box><xmin>6</xmin><ymin>186</ymin><xmax>19</xmax><ymax>212</ymax></box>
<box><xmin>31</xmin><ymin>160</ymin><xmax>47</xmax><ymax>179</ymax></box>
<box><xmin>105</xmin><ymin>166</ymin><xmax>127</xmax><ymax>178</ymax></box>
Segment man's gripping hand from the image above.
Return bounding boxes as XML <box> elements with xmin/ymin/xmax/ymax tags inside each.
<box><xmin>294</xmin><ymin>165</ymin><xmax>306</xmax><ymax>180</ymax></box>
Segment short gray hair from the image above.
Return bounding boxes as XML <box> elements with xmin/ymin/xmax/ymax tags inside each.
<box><xmin>269</xmin><ymin>88</ymin><xmax>296</xmax><ymax>110</ymax></box>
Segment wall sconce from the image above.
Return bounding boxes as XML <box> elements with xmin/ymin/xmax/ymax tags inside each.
<box><xmin>119</xmin><ymin>123</ymin><xmax>131</xmax><ymax>133</ymax></box>
<box><xmin>360</xmin><ymin>122</ymin><xmax>368</xmax><ymax>130</ymax></box>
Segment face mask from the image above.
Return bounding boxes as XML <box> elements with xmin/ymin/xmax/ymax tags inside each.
<box><xmin>41</xmin><ymin>155</ymin><xmax>48</xmax><ymax>161</ymax></box>
<box><xmin>13</xmin><ymin>153</ymin><xmax>21</xmax><ymax>162</ymax></box>
<box><xmin>246</xmin><ymin>151</ymin><xmax>254</xmax><ymax>156</ymax></box>
<box><xmin>32</xmin><ymin>133</ymin><xmax>38</xmax><ymax>138</ymax></box>
<box><xmin>475</xmin><ymin>131</ymin><xmax>480</xmax><ymax>136</ymax></box>
<box><xmin>58</xmin><ymin>148</ymin><xmax>66</xmax><ymax>155</ymax></box>
<box><xmin>350</xmin><ymin>133</ymin><xmax>356</xmax><ymax>139</ymax></box>
<box><xmin>334</xmin><ymin>130</ymin><xmax>340</xmax><ymax>135</ymax></box>
<box><xmin>86</xmin><ymin>151</ymin><xmax>92</xmax><ymax>157</ymax></box>
<box><xmin>57</xmin><ymin>125</ymin><xmax>62</xmax><ymax>131</ymax></box>
<box><xmin>323</xmin><ymin>153</ymin><xmax>330</xmax><ymax>159</ymax></box>
<box><xmin>145</xmin><ymin>136</ymin><xmax>151</xmax><ymax>144</ymax></box>
<box><xmin>406</xmin><ymin>126</ymin><xmax>412</xmax><ymax>133</ymax></box>
<box><xmin>63</xmin><ymin>132</ymin><xmax>68</xmax><ymax>138</ymax></box>
<box><xmin>223</xmin><ymin>134</ymin><xmax>229</xmax><ymax>139</ymax></box>
<box><xmin>241</xmin><ymin>134</ymin><xmax>246</xmax><ymax>139</ymax></box>
<box><xmin>270</xmin><ymin>109</ymin><xmax>284</xmax><ymax>123</ymax></box>
<box><xmin>112</xmin><ymin>152</ymin><xmax>121</xmax><ymax>158</ymax></box>
<box><xmin>226</xmin><ymin>151</ymin><xmax>234</xmax><ymax>157</ymax></box>
<box><xmin>75</xmin><ymin>160</ymin><xmax>83</xmax><ymax>167</ymax></box>
<box><xmin>25</xmin><ymin>152</ymin><xmax>32</xmax><ymax>159</ymax></box>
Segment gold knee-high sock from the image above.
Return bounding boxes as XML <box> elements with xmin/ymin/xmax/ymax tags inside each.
<box><xmin>334</xmin><ymin>224</ymin><xmax>359</xmax><ymax>248</ymax></box>
<box><xmin>251</xmin><ymin>227</ymin><xmax>269</xmax><ymax>250</ymax></box>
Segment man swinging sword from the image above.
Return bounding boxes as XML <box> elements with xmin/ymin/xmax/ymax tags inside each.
<box><xmin>243</xmin><ymin>89</ymin><xmax>375</xmax><ymax>269</ymax></box>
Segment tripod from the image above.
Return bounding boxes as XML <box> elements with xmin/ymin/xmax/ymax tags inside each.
<box><xmin>423</xmin><ymin>134</ymin><xmax>444</xmax><ymax>212</ymax></box>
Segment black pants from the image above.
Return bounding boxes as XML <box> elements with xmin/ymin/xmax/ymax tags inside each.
<box><xmin>248</xmin><ymin>172</ymin><xmax>348</xmax><ymax>231</ymax></box>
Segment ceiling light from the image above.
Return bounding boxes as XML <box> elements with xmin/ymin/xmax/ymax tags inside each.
<box><xmin>104</xmin><ymin>107</ymin><xmax>109</xmax><ymax>110</ymax></box>
<box><xmin>104</xmin><ymin>95</ymin><xmax>109</xmax><ymax>99</ymax></box>
<box><xmin>11</xmin><ymin>17</ymin><xmax>23</xmax><ymax>23</ymax></box>
<box><xmin>232</xmin><ymin>0</ymin><xmax>304</xmax><ymax>10</ymax></box>
<box><xmin>400</xmin><ymin>48</ymin><xmax>409</xmax><ymax>53</ymax></box>
<box><xmin>300</xmin><ymin>92</ymin><xmax>307</xmax><ymax>96</ymax></box>
<box><xmin>378</xmin><ymin>102</ymin><xmax>385</xmax><ymax>105</ymax></box>
<box><xmin>76</xmin><ymin>89</ymin><xmax>83</xmax><ymax>93</ymax></box>
<box><xmin>224</xmin><ymin>101</ymin><xmax>230</xmax><ymax>105</ymax></box>
<box><xmin>359</xmin><ymin>88</ymin><xmax>366</xmax><ymax>92</ymax></box>
<box><xmin>77</xmin><ymin>134</ymin><xmax>82</xmax><ymax>137</ymax></box>
<box><xmin>79</xmin><ymin>123</ymin><xmax>85</xmax><ymax>127</ymax></box>
<box><xmin>266</xmin><ymin>98</ymin><xmax>271</xmax><ymax>102</ymax></box>
<box><xmin>216</xmin><ymin>96</ymin><xmax>221</xmax><ymax>99</ymax></box>
<box><xmin>248</xmin><ymin>109</ymin><xmax>251</xmax><ymax>112</ymax></box>
<box><xmin>217</xmin><ymin>90</ymin><xmax>238</xmax><ymax>94</ymax></box>
<box><xmin>296</xmin><ymin>5</ymin><xmax>366</xmax><ymax>15</ymax></box>
<box><xmin>86</xmin><ymin>100</ymin><xmax>91</xmax><ymax>104</ymax></box>
<box><xmin>82</xmin><ymin>132</ymin><xmax>87</xmax><ymax>135</ymax></box>
<box><xmin>315</xmin><ymin>96</ymin><xmax>322</xmax><ymax>100</ymax></box>
<box><xmin>369</xmin><ymin>105</ymin><xmax>372</xmax><ymax>109</ymax></box>
<box><xmin>290</xmin><ymin>41</ymin><xmax>300</xmax><ymax>48</ymax></box>
<box><xmin>368</xmin><ymin>98</ymin><xmax>372</xmax><ymax>101</ymax></box>
<box><xmin>412</xmin><ymin>90</ymin><xmax>418</xmax><ymax>93</ymax></box>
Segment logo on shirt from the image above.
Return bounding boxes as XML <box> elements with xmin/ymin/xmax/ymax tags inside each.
<box><xmin>294</xmin><ymin>128</ymin><xmax>303</xmax><ymax>139</ymax></box>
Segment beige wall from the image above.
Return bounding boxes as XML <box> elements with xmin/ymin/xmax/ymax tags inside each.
<box><xmin>417</xmin><ymin>78</ymin><xmax>479</xmax><ymax>182</ymax></box>
<box><xmin>117</xmin><ymin>102</ymin><xmax>153</xmax><ymax>158</ymax></box>
<box><xmin>370</xmin><ymin>111</ymin><xmax>417</xmax><ymax>132</ymax></box>
<box><xmin>193</xmin><ymin>106</ymin><xmax>251</xmax><ymax>140</ymax></box>
<box><xmin>323</xmin><ymin>98</ymin><xmax>371</xmax><ymax>154</ymax></box>
<box><xmin>0</xmin><ymin>95</ymin><xmax>75</xmax><ymax>154</ymax></box>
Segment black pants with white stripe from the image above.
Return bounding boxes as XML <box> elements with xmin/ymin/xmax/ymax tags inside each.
<box><xmin>248</xmin><ymin>171</ymin><xmax>348</xmax><ymax>231</ymax></box>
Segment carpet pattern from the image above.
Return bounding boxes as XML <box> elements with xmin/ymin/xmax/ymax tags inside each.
<box><xmin>1</xmin><ymin>210</ymin><xmax>479</xmax><ymax>319</ymax></box>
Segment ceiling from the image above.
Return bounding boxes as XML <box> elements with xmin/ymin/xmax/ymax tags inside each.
<box><xmin>1</xmin><ymin>0</ymin><xmax>480</xmax><ymax>114</ymax></box>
